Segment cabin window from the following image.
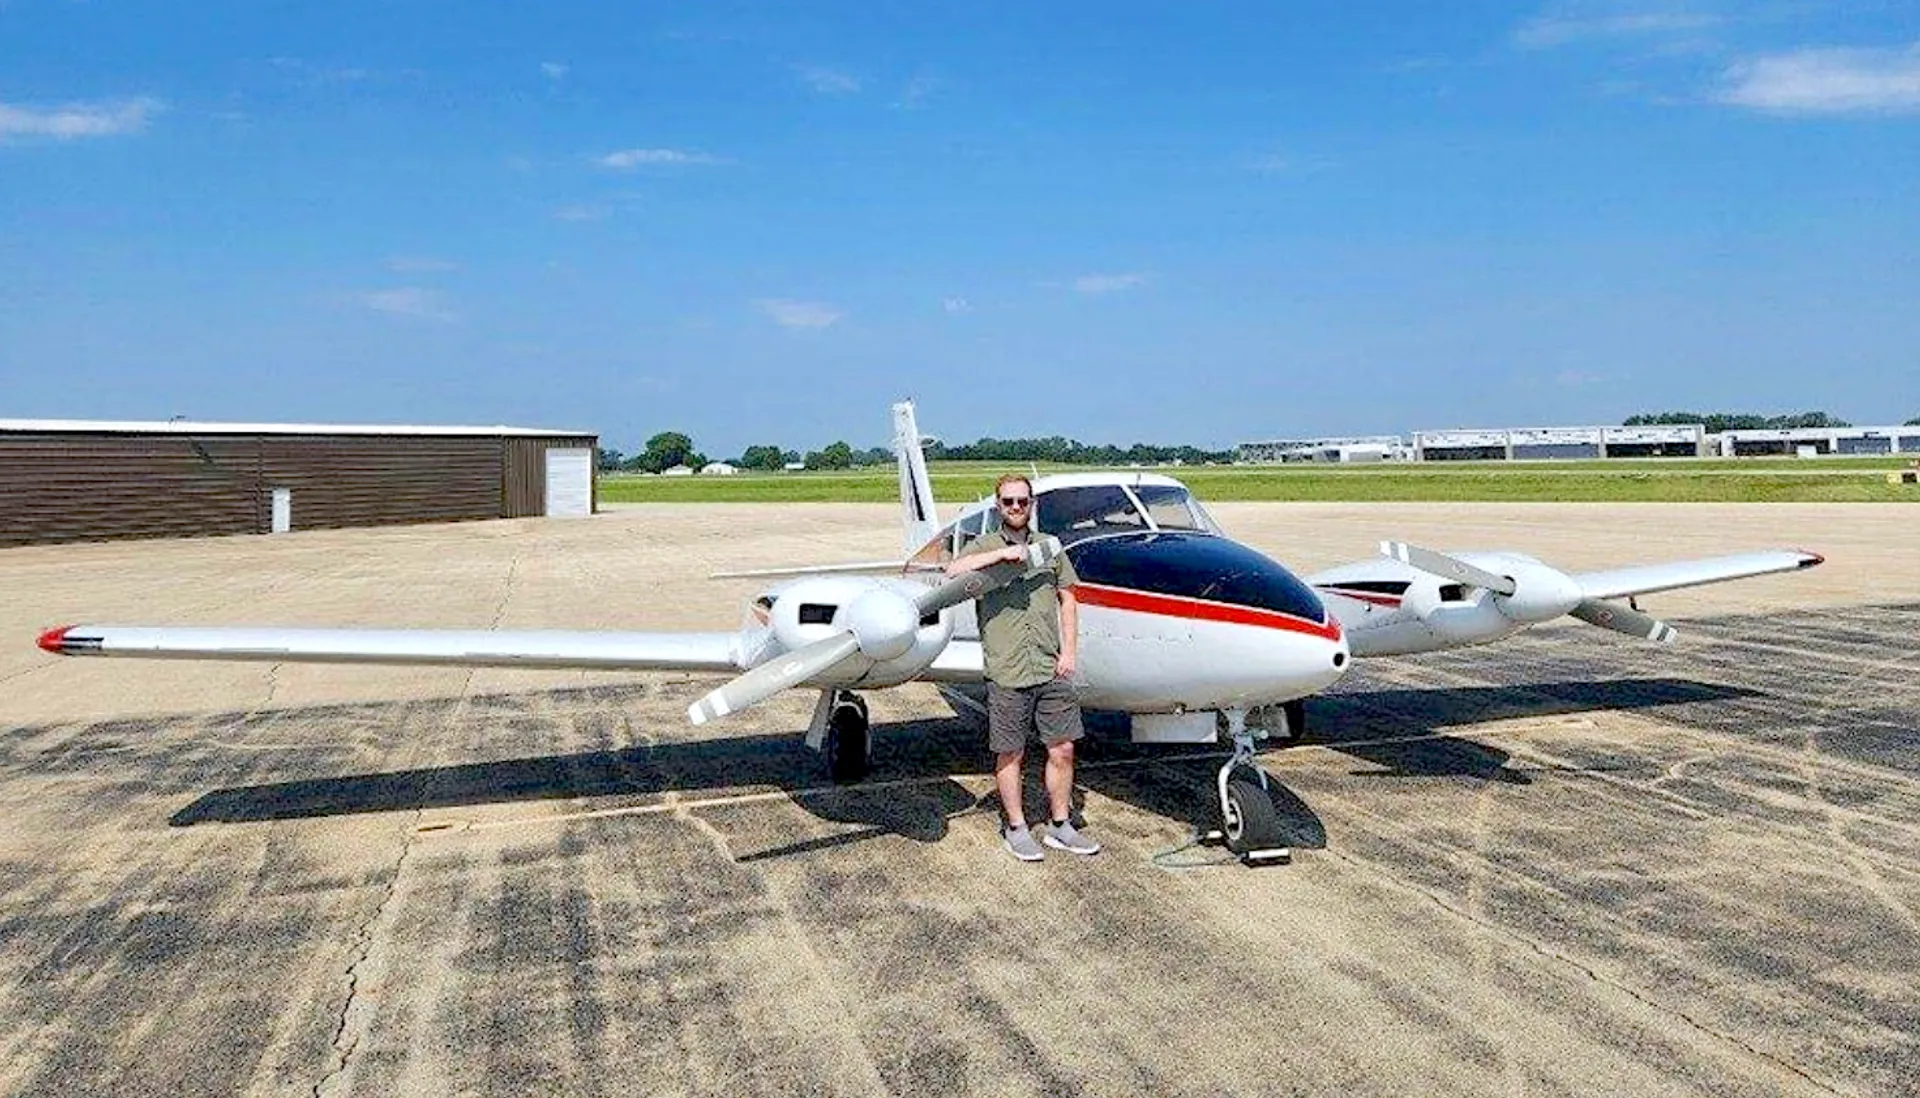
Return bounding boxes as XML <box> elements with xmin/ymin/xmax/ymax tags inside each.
<box><xmin>1132</xmin><ymin>484</ymin><xmax>1212</xmax><ymax>532</ymax></box>
<box><xmin>953</xmin><ymin>507</ymin><xmax>993</xmax><ymax>554</ymax></box>
<box><xmin>1035</xmin><ymin>485</ymin><xmax>1147</xmax><ymax>543</ymax></box>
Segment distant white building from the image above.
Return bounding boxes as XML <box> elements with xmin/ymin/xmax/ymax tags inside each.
<box><xmin>1237</xmin><ymin>435</ymin><xmax>1408</xmax><ymax>463</ymax></box>
<box><xmin>1712</xmin><ymin>425</ymin><xmax>1920</xmax><ymax>457</ymax></box>
<box><xmin>700</xmin><ymin>461</ymin><xmax>739</xmax><ymax>475</ymax></box>
<box><xmin>662</xmin><ymin>464</ymin><xmax>696</xmax><ymax>477</ymax></box>
<box><xmin>1413</xmin><ymin>424</ymin><xmax>1706</xmax><ymax>461</ymax></box>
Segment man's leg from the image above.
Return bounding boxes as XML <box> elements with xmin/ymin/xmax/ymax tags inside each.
<box><xmin>995</xmin><ymin>748</ymin><xmax>1027</xmax><ymax>829</ymax></box>
<box><xmin>1043</xmin><ymin>738</ymin><xmax>1074</xmax><ymax>824</ymax></box>
<box><xmin>1036</xmin><ymin>679</ymin><xmax>1099</xmax><ymax>855</ymax></box>
<box><xmin>987</xmin><ymin>683</ymin><xmax>1045</xmax><ymax>861</ymax></box>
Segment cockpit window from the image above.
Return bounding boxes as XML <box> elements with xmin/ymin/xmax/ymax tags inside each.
<box><xmin>1132</xmin><ymin>484</ymin><xmax>1216</xmax><ymax>533</ymax></box>
<box><xmin>1035</xmin><ymin>485</ymin><xmax>1147</xmax><ymax>543</ymax></box>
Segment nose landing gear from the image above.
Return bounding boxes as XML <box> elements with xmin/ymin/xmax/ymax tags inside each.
<box><xmin>1214</xmin><ymin>708</ymin><xmax>1290</xmax><ymax>865</ymax></box>
<box><xmin>805</xmin><ymin>689</ymin><xmax>872</xmax><ymax>783</ymax></box>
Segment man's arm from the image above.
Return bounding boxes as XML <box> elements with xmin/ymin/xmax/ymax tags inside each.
<box><xmin>1055</xmin><ymin>587</ymin><xmax>1078</xmax><ymax>678</ymax></box>
<box><xmin>944</xmin><ymin>542</ymin><xmax>1025</xmax><ymax>577</ymax></box>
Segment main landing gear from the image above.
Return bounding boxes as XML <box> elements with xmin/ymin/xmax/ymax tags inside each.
<box><xmin>1214</xmin><ymin>708</ymin><xmax>1290</xmax><ymax>865</ymax></box>
<box><xmin>806</xmin><ymin>689</ymin><xmax>871</xmax><ymax>783</ymax></box>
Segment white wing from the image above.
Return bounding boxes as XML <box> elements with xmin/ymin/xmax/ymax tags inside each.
<box><xmin>1574</xmin><ymin>550</ymin><xmax>1823</xmax><ymax>601</ymax></box>
<box><xmin>38</xmin><ymin>625</ymin><xmax>743</xmax><ymax>672</ymax></box>
<box><xmin>920</xmin><ymin>638</ymin><xmax>984</xmax><ymax>683</ymax></box>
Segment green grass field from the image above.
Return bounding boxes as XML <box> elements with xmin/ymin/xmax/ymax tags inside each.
<box><xmin>600</xmin><ymin>457</ymin><xmax>1920</xmax><ymax>504</ymax></box>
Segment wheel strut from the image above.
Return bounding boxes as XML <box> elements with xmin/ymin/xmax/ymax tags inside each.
<box><xmin>1214</xmin><ymin>708</ymin><xmax>1289</xmax><ymax>864</ymax></box>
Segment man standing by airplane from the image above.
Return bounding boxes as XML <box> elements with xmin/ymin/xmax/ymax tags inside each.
<box><xmin>945</xmin><ymin>474</ymin><xmax>1101</xmax><ymax>861</ymax></box>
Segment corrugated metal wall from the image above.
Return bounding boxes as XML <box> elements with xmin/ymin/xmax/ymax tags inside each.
<box><xmin>0</xmin><ymin>431</ymin><xmax>598</xmax><ymax>547</ymax></box>
<box><xmin>0</xmin><ymin>434</ymin><xmax>265</xmax><ymax>547</ymax></box>
<box><xmin>502</xmin><ymin>438</ymin><xmax>548</xmax><ymax>518</ymax></box>
<box><xmin>259</xmin><ymin>437</ymin><xmax>503</xmax><ymax>531</ymax></box>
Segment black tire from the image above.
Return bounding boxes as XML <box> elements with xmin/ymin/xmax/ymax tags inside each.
<box><xmin>1222</xmin><ymin>777</ymin><xmax>1282</xmax><ymax>855</ymax></box>
<box><xmin>824</xmin><ymin>694</ymin><xmax>871</xmax><ymax>783</ymax></box>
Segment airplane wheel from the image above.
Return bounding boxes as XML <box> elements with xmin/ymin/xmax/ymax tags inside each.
<box><xmin>1222</xmin><ymin>777</ymin><xmax>1281</xmax><ymax>855</ymax></box>
<box><xmin>824</xmin><ymin>693</ymin><xmax>871</xmax><ymax>784</ymax></box>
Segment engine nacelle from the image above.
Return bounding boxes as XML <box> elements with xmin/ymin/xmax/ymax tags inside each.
<box><xmin>1488</xmin><ymin>556</ymin><xmax>1584</xmax><ymax>624</ymax></box>
<box><xmin>756</xmin><ymin>575</ymin><xmax>954</xmax><ymax>688</ymax></box>
<box><xmin>1401</xmin><ymin>581</ymin><xmax>1515</xmax><ymax>646</ymax></box>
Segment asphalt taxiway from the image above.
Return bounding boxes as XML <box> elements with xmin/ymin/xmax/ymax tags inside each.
<box><xmin>1</xmin><ymin>504</ymin><xmax>1915</xmax><ymax>1097</ymax></box>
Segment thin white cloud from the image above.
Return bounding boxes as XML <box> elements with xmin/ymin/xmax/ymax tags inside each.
<box><xmin>0</xmin><ymin>97</ymin><xmax>162</xmax><ymax>140</ymax></box>
<box><xmin>596</xmin><ymin>147</ymin><xmax>724</xmax><ymax>168</ymax></box>
<box><xmin>541</xmin><ymin>61</ymin><xmax>569</xmax><ymax>81</ymax></box>
<box><xmin>270</xmin><ymin>57</ymin><xmax>375</xmax><ymax>84</ymax></box>
<box><xmin>892</xmin><ymin>71</ymin><xmax>940</xmax><ymax>109</ymax></box>
<box><xmin>1513</xmin><ymin>8</ymin><xmax>1721</xmax><ymax>50</ymax></box>
<box><xmin>942</xmin><ymin>296</ymin><xmax>973</xmax><ymax>315</ymax></box>
<box><xmin>552</xmin><ymin>203</ymin><xmax>611</xmax><ymax>222</ymax></box>
<box><xmin>755</xmin><ymin>298</ymin><xmax>844</xmax><ymax>329</ymax></box>
<box><xmin>1070</xmin><ymin>273</ymin><xmax>1148</xmax><ymax>295</ymax></box>
<box><xmin>795</xmin><ymin>65</ymin><xmax>862</xmax><ymax>95</ymax></box>
<box><xmin>1716</xmin><ymin>43</ymin><xmax>1920</xmax><ymax>114</ymax></box>
<box><xmin>384</xmin><ymin>256</ymin><xmax>459</xmax><ymax>274</ymax></box>
<box><xmin>361</xmin><ymin>287</ymin><xmax>456</xmax><ymax>322</ymax></box>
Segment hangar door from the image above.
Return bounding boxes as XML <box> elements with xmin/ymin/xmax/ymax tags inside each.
<box><xmin>543</xmin><ymin>448</ymin><xmax>593</xmax><ymax>517</ymax></box>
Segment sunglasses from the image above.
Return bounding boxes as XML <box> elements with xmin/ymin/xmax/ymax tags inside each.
<box><xmin>998</xmin><ymin>496</ymin><xmax>1031</xmax><ymax>508</ymax></box>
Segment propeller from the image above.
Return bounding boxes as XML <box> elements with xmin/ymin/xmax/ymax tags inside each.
<box><xmin>1568</xmin><ymin>599</ymin><xmax>1678</xmax><ymax>643</ymax></box>
<box><xmin>1379</xmin><ymin>540</ymin><xmax>1678</xmax><ymax>643</ymax></box>
<box><xmin>687</xmin><ymin>536</ymin><xmax>1064</xmax><ymax>724</ymax></box>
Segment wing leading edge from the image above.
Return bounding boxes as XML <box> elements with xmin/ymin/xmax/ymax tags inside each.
<box><xmin>1574</xmin><ymin>549</ymin><xmax>1824</xmax><ymax>602</ymax></box>
<box><xmin>36</xmin><ymin>625</ymin><xmax>744</xmax><ymax>673</ymax></box>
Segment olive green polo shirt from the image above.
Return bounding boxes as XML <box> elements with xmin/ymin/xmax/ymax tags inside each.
<box><xmin>971</xmin><ymin>530</ymin><xmax>1080</xmax><ymax>689</ymax></box>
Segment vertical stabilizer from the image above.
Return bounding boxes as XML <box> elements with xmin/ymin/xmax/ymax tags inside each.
<box><xmin>893</xmin><ymin>400</ymin><xmax>939</xmax><ymax>557</ymax></box>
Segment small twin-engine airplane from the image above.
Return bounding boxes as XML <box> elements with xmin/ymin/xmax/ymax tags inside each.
<box><xmin>35</xmin><ymin>402</ymin><xmax>1822</xmax><ymax>858</ymax></box>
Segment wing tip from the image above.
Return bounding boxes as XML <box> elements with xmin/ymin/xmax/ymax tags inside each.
<box><xmin>36</xmin><ymin>625</ymin><xmax>74</xmax><ymax>654</ymax></box>
<box><xmin>1795</xmin><ymin>549</ymin><xmax>1825</xmax><ymax>569</ymax></box>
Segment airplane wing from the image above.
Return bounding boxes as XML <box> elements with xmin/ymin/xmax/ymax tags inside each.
<box><xmin>920</xmin><ymin>638</ymin><xmax>984</xmax><ymax>683</ymax></box>
<box><xmin>711</xmin><ymin>560</ymin><xmax>935</xmax><ymax>579</ymax></box>
<box><xmin>36</xmin><ymin>625</ymin><xmax>744</xmax><ymax>672</ymax></box>
<box><xmin>1573</xmin><ymin>549</ymin><xmax>1824</xmax><ymax>601</ymax></box>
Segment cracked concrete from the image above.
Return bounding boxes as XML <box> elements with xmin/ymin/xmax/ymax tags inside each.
<box><xmin>1</xmin><ymin>503</ymin><xmax>1916</xmax><ymax>1097</ymax></box>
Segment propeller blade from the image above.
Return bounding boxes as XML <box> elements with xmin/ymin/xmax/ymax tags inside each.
<box><xmin>1379</xmin><ymin>541</ymin><xmax>1517</xmax><ymax>596</ymax></box>
<box><xmin>914</xmin><ymin>535</ymin><xmax>1064</xmax><ymax>616</ymax></box>
<box><xmin>1569</xmin><ymin>599</ymin><xmax>1678</xmax><ymax>643</ymax></box>
<box><xmin>687</xmin><ymin>632</ymin><xmax>862</xmax><ymax>724</ymax></box>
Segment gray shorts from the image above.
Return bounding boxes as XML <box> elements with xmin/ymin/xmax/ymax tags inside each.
<box><xmin>987</xmin><ymin>678</ymin><xmax>1085</xmax><ymax>755</ymax></box>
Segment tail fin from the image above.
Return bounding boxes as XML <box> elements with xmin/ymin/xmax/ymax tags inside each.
<box><xmin>893</xmin><ymin>400</ymin><xmax>939</xmax><ymax>557</ymax></box>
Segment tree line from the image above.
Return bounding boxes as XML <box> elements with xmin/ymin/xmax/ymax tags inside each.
<box><xmin>599</xmin><ymin>431</ymin><xmax>1236</xmax><ymax>473</ymax></box>
<box><xmin>602</xmin><ymin>413</ymin><xmax>1920</xmax><ymax>473</ymax></box>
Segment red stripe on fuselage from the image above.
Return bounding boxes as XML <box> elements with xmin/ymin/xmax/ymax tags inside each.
<box><xmin>1316</xmin><ymin>586</ymin><xmax>1404</xmax><ymax>608</ymax></box>
<box><xmin>1072</xmin><ymin>583</ymin><xmax>1343</xmax><ymax>641</ymax></box>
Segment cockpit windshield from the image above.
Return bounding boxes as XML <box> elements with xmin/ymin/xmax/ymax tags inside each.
<box><xmin>1035</xmin><ymin>482</ymin><xmax>1221</xmax><ymax>543</ymax></box>
<box><xmin>1131</xmin><ymin>483</ymin><xmax>1220</xmax><ymax>534</ymax></box>
<box><xmin>1035</xmin><ymin>485</ymin><xmax>1148</xmax><ymax>543</ymax></box>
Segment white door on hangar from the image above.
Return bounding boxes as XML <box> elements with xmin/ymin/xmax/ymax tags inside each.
<box><xmin>543</xmin><ymin>448</ymin><xmax>593</xmax><ymax>517</ymax></box>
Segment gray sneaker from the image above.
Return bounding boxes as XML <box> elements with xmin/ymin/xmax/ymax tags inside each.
<box><xmin>1003</xmin><ymin>825</ymin><xmax>1045</xmax><ymax>862</ymax></box>
<box><xmin>1043</xmin><ymin>820</ymin><xmax>1101</xmax><ymax>856</ymax></box>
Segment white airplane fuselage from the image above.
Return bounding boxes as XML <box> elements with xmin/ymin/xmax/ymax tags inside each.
<box><xmin>757</xmin><ymin>527</ymin><xmax>1351</xmax><ymax>716</ymax></box>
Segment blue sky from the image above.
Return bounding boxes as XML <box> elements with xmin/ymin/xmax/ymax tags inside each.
<box><xmin>2</xmin><ymin>1</ymin><xmax>1916</xmax><ymax>457</ymax></box>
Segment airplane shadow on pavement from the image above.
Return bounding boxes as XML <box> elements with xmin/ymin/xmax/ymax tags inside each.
<box><xmin>162</xmin><ymin>676</ymin><xmax>1759</xmax><ymax>857</ymax></box>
